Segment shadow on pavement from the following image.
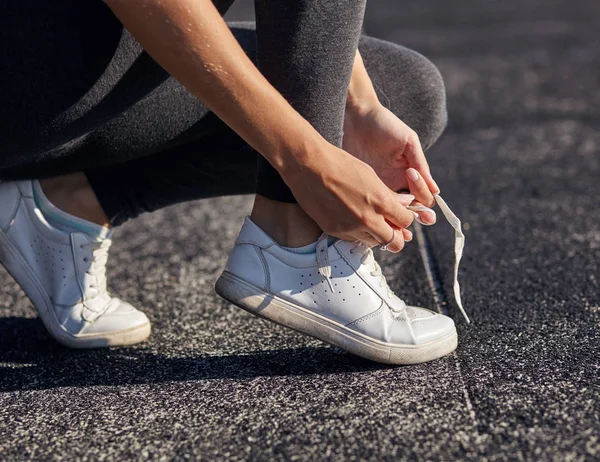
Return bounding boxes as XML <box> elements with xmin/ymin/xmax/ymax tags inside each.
<box><xmin>0</xmin><ymin>317</ymin><xmax>385</xmax><ymax>392</ymax></box>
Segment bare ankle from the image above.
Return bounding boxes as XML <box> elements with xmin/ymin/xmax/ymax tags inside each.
<box><xmin>250</xmin><ymin>195</ymin><xmax>321</xmax><ymax>247</ymax></box>
<box><xmin>39</xmin><ymin>173</ymin><xmax>112</xmax><ymax>228</ymax></box>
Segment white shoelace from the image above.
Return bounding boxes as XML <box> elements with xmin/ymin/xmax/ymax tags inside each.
<box><xmin>317</xmin><ymin>236</ymin><xmax>401</xmax><ymax>307</ymax></box>
<box><xmin>315</xmin><ymin>194</ymin><xmax>470</xmax><ymax>323</ymax></box>
<box><xmin>433</xmin><ymin>195</ymin><xmax>470</xmax><ymax>324</ymax></box>
<box><xmin>81</xmin><ymin>239</ymin><xmax>111</xmax><ymax>294</ymax></box>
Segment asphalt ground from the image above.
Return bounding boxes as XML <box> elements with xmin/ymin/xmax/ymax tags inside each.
<box><xmin>1</xmin><ymin>1</ymin><xmax>599</xmax><ymax>460</ymax></box>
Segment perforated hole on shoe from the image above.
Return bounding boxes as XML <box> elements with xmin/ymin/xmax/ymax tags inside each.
<box><xmin>295</xmin><ymin>264</ymin><xmax>366</xmax><ymax>308</ymax></box>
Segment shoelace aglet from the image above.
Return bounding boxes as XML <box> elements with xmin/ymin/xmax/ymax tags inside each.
<box><xmin>324</xmin><ymin>276</ymin><xmax>335</xmax><ymax>292</ymax></box>
<box><xmin>455</xmin><ymin>287</ymin><xmax>471</xmax><ymax>324</ymax></box>
<box><xmin>461</xmin><ymin>309</ymin><xmax>471</xmax><ymax>324</ymax></box>
<box><xmin>317</xmin><ymin>265</ymin><xmax>334</xmax><ymax>292</ymax></box>
<box><xmin>315</xmin><ymin>234</ymin><xmax>336</xmax><ymax>292</ymax></box>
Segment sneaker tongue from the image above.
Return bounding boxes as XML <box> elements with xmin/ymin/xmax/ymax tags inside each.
<box><xmin>100</xmin><ymin>227</ymin><xmax>113</xmax><ymax>241</ymax></box>
<box><xmin>82</xmin><ymin>227</ymin><xmax>112</xmax><ymax>243</ymax></box>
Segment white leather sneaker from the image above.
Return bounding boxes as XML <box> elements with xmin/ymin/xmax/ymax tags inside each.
<box><xmin>0</xmin><ymin>180</ymin><xmax>151</xmax><ymax>348</ymax></box>
<box><xmin>216</xmin><ymin>217</ymin><xmax>457</xmax><ymax>365</ymax></box>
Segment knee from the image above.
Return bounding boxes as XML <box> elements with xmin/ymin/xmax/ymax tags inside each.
<box><xmin>406</xmin><ymin>52</ymin><xmax>448</xmax><ymax>151</ymax></box>
<box><xmin>363</xmin><ymin>37</ymin><xmax>448</xmax><ymax>151</ymax></box>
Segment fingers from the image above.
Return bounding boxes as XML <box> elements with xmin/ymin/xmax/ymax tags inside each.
<box><xmin>404</xmin><ymin>132</ymin><xmax>440</xmax><ymax>195</ymax></box>
<box><xmin>407</xmin><ymin>200</ymin><xmax>437</xmax><ymax>225</ymax></box>
<box><xmin>407</xmin><ymin>168</ymin><xmax>436</xmax><ymax>208</ymax></box>
<box><xmin>367</xmin><ymin>222</ymin><xmax>406</xmax><ymax>253</ymax></box>
<box><xmin>397</xmin><ymin>193</ymin><xmax>415</xmax><ymax>206</ymax></box>
<box><xmin>398</xmin><ymin>193</ymin><xmax>435</xmax><ymax>225</ymax></box>
<box><xmin>365</xmin><ymin>190</ymin><xmax>416</xmax><ymax>253</ymax></box>
<box><xmin>358</xmin><ymin>222</ymin><xmax>412</xmax><ymax>250</ymax></box>
<box><xmin>381</xmin><ymin>191</ymin><xmax>416</xmax><ymax>232</ymax></box>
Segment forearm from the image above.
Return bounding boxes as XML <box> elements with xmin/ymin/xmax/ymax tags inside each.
<box><xmin>104</xmin><ymin>0</ymin><xmax>323</xmax><ymax>172</ymax></box>
<box><xmin>347</xmin><ymin>50</ymin><xmax>380</xmax><ymax>114</ymax></box>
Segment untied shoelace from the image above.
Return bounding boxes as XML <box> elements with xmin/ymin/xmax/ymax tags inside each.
<box><xmin>432</xmin><ymin>194</ymin><xmax>470</xmax><ymax>324</ymax></box>
<box><xmin>315</xmin><ymin>194</ymin><xmax>470</xmax><ymax>324</ymax></box>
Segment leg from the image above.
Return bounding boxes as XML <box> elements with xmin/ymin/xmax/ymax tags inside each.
<box><xmin>85</xmin><ymin>131</ymin><xmax>257</xmax><ymax>225</ymax></box>
<box><xmin>213</xmin><ymin>7</ymin><xmax>456</xmax><ymax>364</ymax></box>
<box><xmin>214</xmin><ymin>11</ymin><xmax>457</xmax><ymax>364</ymax></box>
<box><xmin>250</xmin><ymin>0</ymin><xmax>367</xmax><ymax>246</ymax></box>
<box><xmin>0</xmin><ymin>0</ymin><xmax>251</xmax><ymax>348</ymax></box>
<box><xmin>0</xmin><ymin>12</ymin><xmax>259</xmax><ymax>225</ymax></box>
<box><xmin>0</xmin><ymin>0</ymin><xmax>238</xmax><ymax>173</ymax></box>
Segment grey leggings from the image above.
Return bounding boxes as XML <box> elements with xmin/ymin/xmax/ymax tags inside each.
<box><xmin>0</xmin><ymin>0</ymin><xmax>447</xmax><ymax>226</ymax></box>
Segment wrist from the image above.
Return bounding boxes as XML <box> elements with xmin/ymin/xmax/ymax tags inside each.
<box><xmin>346</xmin><ymin>83</ymin><xmax>380</xmax><ymax>117</ymax></box>
<box><xmin>268</xmin><ymin>118</ymin><xmax>329</xmax><ymax>180</ymax></box>
<box><xmin>346</xmin><ymin>55</ymin><xmax>380</xmax><ymax>116</ymax></box>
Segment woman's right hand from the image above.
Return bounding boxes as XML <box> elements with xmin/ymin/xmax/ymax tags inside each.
<box><xmin>283</xmin><ymin>142</ymin><xmax>416</xmax><ymax>254</ymax></box>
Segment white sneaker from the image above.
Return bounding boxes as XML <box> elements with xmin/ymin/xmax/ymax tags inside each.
<box><xmin>216</xmin><ymin>217</ymin><xmax>457</xmax><ymax>365</ymax></box>
<box><xmin>0</xmin><ymin>180</ymin><xmax>151</xmax><ymax>348</ymax></box>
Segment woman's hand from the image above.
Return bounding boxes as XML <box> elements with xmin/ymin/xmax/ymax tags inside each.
<box><xmin>282</xmin><ymin>142</ymin><xmax>417</xmax><ymax>253</ymax></box>
<box><xmin>343</xmin><ymin>102</ymin><xmax>440</xmax><ymax>208</ymax></box>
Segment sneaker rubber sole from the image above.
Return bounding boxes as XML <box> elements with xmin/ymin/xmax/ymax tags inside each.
<box><xmin>215</xmin><ymin>270</ymin><xmax>457</xmax><ymax>365</ymax></box>
<box><xmin>0</xmin><ymin>228</ymin><xmax>151</xmax><ymax>349</ymax></box>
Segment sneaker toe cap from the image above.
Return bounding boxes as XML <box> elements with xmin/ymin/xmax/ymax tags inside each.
<box><xmin>407</xmin><ymin>306</ymin><xmax>456</xmax><ymax>344</ymax></box>
<box><xmin>83</xmin><ymin>298</ymin><xmax>150</xmax><ymax>336</ymax></box>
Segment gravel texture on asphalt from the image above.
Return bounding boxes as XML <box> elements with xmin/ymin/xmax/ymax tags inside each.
<box><xmin>1</xmin><ymin>1</ymin><xmax>598</xmax><ymax>460</ymax></box>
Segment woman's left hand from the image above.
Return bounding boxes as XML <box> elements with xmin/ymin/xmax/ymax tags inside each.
<box><xmin>343</xmin><ymin>102</ymin><xmax>440</xmax><ymax>210</ymax></box>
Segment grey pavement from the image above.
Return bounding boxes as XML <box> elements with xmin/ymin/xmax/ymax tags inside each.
<box><xmin>1</xmin><ymin>1</ymin><xmax>599</xmax><ymax>460</ymax></box>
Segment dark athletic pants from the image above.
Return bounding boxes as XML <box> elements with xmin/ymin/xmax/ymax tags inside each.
<box><xmin>0</xmin><ymin>0</ymin><xmax>447</xmax><ymax>226</ymax></box>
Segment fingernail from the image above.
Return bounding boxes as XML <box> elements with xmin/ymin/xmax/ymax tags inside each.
<box><xmin>407</xmin><ymin>168</ymin><xmax>419</xmax><ymax>182</ymax></box>
<box><xmin>398</xmin><ymin>193</ymin><xmax>415</xmax><ymax>203</ymax></box>
<box><xmin>432</xmin><ymin>179</ymin><xmax>441</xmax><ymax>194</ymax></box>
<box><xmin>412</xmin><ymin>212</ymin><xmax>420</xmax><ymax>220</ymax></box>
<box><xmin>422</xmin><ymin>210</ymin><xmax>437</xmax><ymax>224</ymax></box>
<box><xmin>405</xmin><ymin>230</ymin><xmax>413</xmax><ymax>241</ymax></box>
